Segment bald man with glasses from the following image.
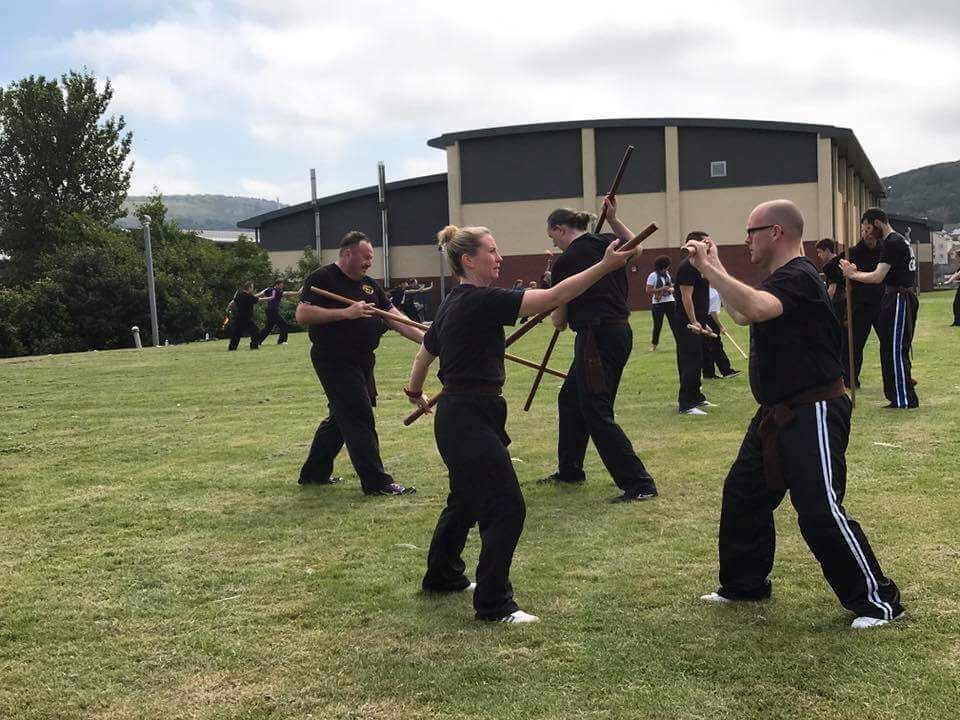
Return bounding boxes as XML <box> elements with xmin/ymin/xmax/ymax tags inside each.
<box><xmin>685</xmin><ymin>199</ymin><xmax>904</xmax><ymax>630</ymax></box>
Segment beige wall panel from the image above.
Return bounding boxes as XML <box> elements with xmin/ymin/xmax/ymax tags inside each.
<box><xmin>389</xmin><ymin>245</ymin><xmax>448</xmax><ymax>279</ymax></box>
<box><xmin>461</xmin><ymin>197</ymin><xmax>583</xmax><ymax>255</ymax></box>
<box><xmin>918</xmin><ymin>243</ymin><xmax>932</xmax><ymax>262</ymax></box>
<box><xmin>664</xmin><ymin>126</ymin><xmax>682</xmax><ymax>248</ymax></box>
<box><xmin>817</xmin><ymin>136</ymin><xmax>834</xmax><ymax>239</ymax></box>
<box><xmin>274</xmin><ymin>246</ymin><xmax>444</xmax><ymax>282</ymax></box>
<box><xmin>677</xmin><ymin>183</ymin><xmax>821</xmax><ymax>246</ymax></box>
<box><xmin>594</xmin><ymin>192</ymin><xmax>669</xmax><ymax>247</ymax></box>
<box><xmin>581</xmin><ymin>128</ymin><xmax>597</xmax><ymax>209</ymax></box>
<box><xmin>846</xmin><ymin>165</ymin><xmax>856</xmax><ymax>253</ymax></box>
<box><xmin>461</xmin><ymin>194</ymin><xmax>669</xmax><ymax>256</ymax></box>
<box><xmin>446</xmin><ymin>142</ymin><xmax>462</xmax><ymax>226</ymax></box>
<box><xmin>268</xmin><ymin>250</ymin><xmax>306</xmax><ymax>272</ymax></box>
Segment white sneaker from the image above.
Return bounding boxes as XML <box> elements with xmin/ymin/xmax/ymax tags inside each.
<box><xmin>500</xmin><ymin>610</ymin><xmax>539</xmax><ymax>624</ymax></box>
<box><xmin>681</xmin><ymin>407</ymin><xmax>708</xmax><ymax>415</ymax></box>
<box><xmin>698</xmin><ymin>400</ymin><xmax>718</xmax><ymax>408</ymax></box>
<box><xmin>700</xmin><ymin>592</ymin><xmax>734</xmax><ymax>604</ymax></box>
<box><xmin>851</xmin><ymin>612</ymin><xmax>904</xmax><ymax>629</ymax></box>
<box><xmin>465</xmin><ymin>582</ymin><xmax>477</xmax><ymax>592</ymax></box>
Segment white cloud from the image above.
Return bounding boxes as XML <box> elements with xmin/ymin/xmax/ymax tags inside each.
<box><xmin>398</xmin><ymin>154</ymin><xmax>447</xmax><ymax>179</ymax></box>
<box><xmin>128</xmin><ymin>151</ymin><xmax>200</xmax><ymax>195</ymax></box>
<box><xmin>237</xmin><ymin>177</ymin><xmax>310</xmax><ymax>204</ymax></box>
<box><xmin>46</xmin><ymin>0</ymin><xmax>960</xmax><ymax>188</ymax></box>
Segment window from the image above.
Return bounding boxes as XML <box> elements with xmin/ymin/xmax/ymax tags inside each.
<box><xmin>710</xmin><ymin>160</ymin><xmax>727</xmax><ymax>178</ymax></box>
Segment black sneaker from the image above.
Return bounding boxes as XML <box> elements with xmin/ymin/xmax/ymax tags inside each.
<box><xmin>368</xmin><ymin>482</ymin><xmax>416</xmax><ymax>496</ymax></box>
<box><xmin>721</xmin><ymin>369</ymin><xmax>741</xmax><ymax>378</ymax></box>
<box><xmin>298</xmin><ymin>475</ymin><xmax>342</xmax><ymax>485</ymax></box>
<box><xmin>610</xmin><ymin>487</ymin><xmax>658</xmax><ymax>503</ymax></box>
<box><xmin>537</xmin><ymin>472</ymin><xmax>585</xmax><ymax>485</ymax></box>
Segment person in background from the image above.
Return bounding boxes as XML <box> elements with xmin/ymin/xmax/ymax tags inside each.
<box><xmin>645</xmin><ymin>255</ymin><xmax>677</xmax><ymax>352</ymax></box>
<box><xmin>227</xmin><ymin>281</ymin><xmax>262</xmax><ymax>351</ymax></box>
<box><xmin>256</xmin><ymin>279</ymin><xmax>299</xmax><ymax>345</ymax></box>
<box><xmin>702</xmin><ymin>286</ymin><xmax>739</xmax><ymax>380</ymax></box>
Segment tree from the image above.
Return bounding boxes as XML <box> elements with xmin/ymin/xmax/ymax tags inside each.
<box><xmin>0</xmin><ymin>70</ymin><xmax>133</xmax><ymax>281</ymax></box>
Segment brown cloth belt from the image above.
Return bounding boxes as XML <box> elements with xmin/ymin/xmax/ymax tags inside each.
<box><xmin>442</xmin><ymin>382</ymin><xmax>502</xmax><ymax>396</ymax></box>
<box><xmin>582</xmin><ymin>325</ymin><xmax>609</xmax><ymax>394</ymax></box>
<box><xmin>758</xmin><ymin>378</ymin><xmax>847</xmax><ymax>491</ymax></box>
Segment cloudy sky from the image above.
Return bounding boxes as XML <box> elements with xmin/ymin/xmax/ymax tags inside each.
<box><xmin>2</xmin><ymin>0</ymin><xmax>956</xmax><ymax>203</ymax></box>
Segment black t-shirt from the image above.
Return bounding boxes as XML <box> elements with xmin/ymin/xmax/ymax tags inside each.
<box><xmin>749</xmin><ymin>257</ymin><xmax>843</xmax><ymax>405</ymax></box>
<box><xmin>880</xmin><ymin>231</ymin><xmax>916</xmax><ymax>288</ymax></box>
<box><xmin>848</xmin><ymin>239</ymin><xmax>885</xmax><ymax>307</ymax></box>
<box><xmin>232</xmin><ymin>290</ymin><xmax>258</xmax><ymax>320</ymax></box>
<box><xmin>822</xmin><ymin>253</ymin><xmax>846</xmax><ymax>309</ymax></box>
<box><xmin>299</xmin><ymin>264</ymin><xmax>393</xmax><ymax>356</ymax></box>
<box><xmin>550</xmin><ymin>232</ymin><xmax>628</xmax><ymax>331</ymax></box>
<box><xmin>423</xmin><ymin>284</ymin><xmax>524</xmax><ymax>387</ymax></box>
<box><xmin>674</xmin><ymin>258</ymin><xmax>710</xmax><ymax>321</ymax></box>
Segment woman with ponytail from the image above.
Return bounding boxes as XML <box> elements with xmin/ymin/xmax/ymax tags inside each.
<box><xmin>540</xmin><ymin>198</ymin><xmax>659</xmax><ymax>503</ymax></box>
<box><xmin>404</xmin><ymin>224</ymin><xmax>638</xmax><ymax>623</ymax></box>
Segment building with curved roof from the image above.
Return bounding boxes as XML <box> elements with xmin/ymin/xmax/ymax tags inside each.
<box><xmin>240</xmin><ymin>118</ymin><xmax>931</xmax><ymax>310</ymax></box>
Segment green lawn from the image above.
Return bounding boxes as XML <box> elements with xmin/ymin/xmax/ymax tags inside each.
<box><xmin>2</xmin><ymin>292</ymin><xmax>958</xmax><ymax>720</ymax></box>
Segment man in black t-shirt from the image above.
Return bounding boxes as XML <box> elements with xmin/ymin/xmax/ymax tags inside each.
<box><xmin>815</xmin><ymin>238</ymin><xmax>849</xmax><ymax>386</ymax></box>
<box><xmin>847</xmin><ymin>225</ymin><xmax>885</xmax><ymax>386</ymax></box>
<box><xmin>840</xmin><ymin>208</ymin><xmax>919</xmax><ymax>408</ymax></box>
<box><xmin>539</xmin><ymin>199</ymin><xmax>658</xmax><ymax>503</ymax></box>
<box><xmin>947</xmin><ymin>266</ymin><xmax>960</xmax><ymax>327</ymax></box>
<box><xmin>685</xmin><ymin>199</ymin><xmax>903</xmax><ymax>629</ymax></box>
<box><xmin>227</xmin><ymin>281</ymin><xmax>263</xmax><ymax>351</ymax></box>
<box><xmin>295</xmin><ymin>231</ymin><xmax>425</xmax><ymax>495</ymax></box>
<box><xmin>675</xmin><ymin>235</ymin><xmax>715</xmax><ymax>414</ymax></box>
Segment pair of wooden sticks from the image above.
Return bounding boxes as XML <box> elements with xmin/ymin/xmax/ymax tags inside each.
<box><xmin>307</xmin><ymin>287</ymin><xmax>565</xmax><ymax>424</ymax></box>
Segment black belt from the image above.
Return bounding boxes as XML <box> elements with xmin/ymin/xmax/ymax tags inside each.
<box><xmin>442</xmin><ymin>383</ymin><xmax>502</xmax><ymax>396</ymax></box>
<box><xmin>572</xmin><ymin>318</ymin><xmax>630</xmax><ymax>331</ymax></box>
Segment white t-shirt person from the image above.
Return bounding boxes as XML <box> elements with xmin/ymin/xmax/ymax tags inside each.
<box><xmin>646</xmin><ymin>270</ymin><xmax>674</xmax><ymax>304</ymax></box>
<box><xmin>708</xmin><ymin>286</ymin><xmax>721</xmax><ymax>315</ymax></box>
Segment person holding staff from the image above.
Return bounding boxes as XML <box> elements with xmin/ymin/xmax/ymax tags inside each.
<box><xmin>674</xmin><ymin>233</ymin><xmax>716</xmax><ymax>414</ymax></box>
<box><xmin>840</xmin><ymin>208</ymin><xmax>919</xmax><ymax>409</ymax></box>
<box><xmin>226</xmin><ymin>281</ymin><xmax>262</xmax><ymax>351</ymax></box>
<box><xmin>537</xmin><ymin>198</ymin><xmax>659</xmax><ymax>502</ymax></box>
<box><xmin>296</xmin><ymin>231</ymin><xmax>424</xmax><ymax>495</ymax></box>
<box><xmin>847</xmin><ymin>225</ymin><xmax>885</xmax><ymax>386</ymax></box>
<box><xmin>702</xmin><ymin>286</ymin><xmax>739</xmax><ymax>380</ymax></box>
<box><xmin>255</xmin><ymin>279</ymin><xmax>299</xmax><ymax>345</ymax></box>
<box><xmin>404</xmin><ymin>223</ymin><xmax>639</xmax><ymax>623</ymax></box>
<box><xmin>687</xmin><ymin>199</ymin><xmax>903</xmax><ymax>629</ymax></box>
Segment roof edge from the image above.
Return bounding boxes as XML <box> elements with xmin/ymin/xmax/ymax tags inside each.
<box><xmin>238</xmin><ymin>172</ymin><xmax>447</xmax><ymax>228</ymax></box>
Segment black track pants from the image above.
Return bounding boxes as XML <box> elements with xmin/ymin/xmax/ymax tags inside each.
<box><xmin>556</xmin><ymin>323</ymin><xmax>656</xmax><ymax>492</ymax></box>
<box><xmin>423</xmin><ymin>394</ymin><xmax>525</xmax><ymax>620</ymax></box>
<box><xmin>876</xmin><ymin>291</ymin><xmax>919</xmax><ymax>408</ymax></box>
<box><xmin>299</xmin><ymin>349</ymin><xmax>393</xmax><ymax>492</ymax></box>
<box><xmin>716</xmin><ymin>396</ymin><xmax>904</xmax><ymax>619</ymax></box>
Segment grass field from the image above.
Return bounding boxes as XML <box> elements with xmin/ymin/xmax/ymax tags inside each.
<box><xmin>2</xmin><ymin>292</ymin><xmax>958</xmax><ymax>720</ymax></box>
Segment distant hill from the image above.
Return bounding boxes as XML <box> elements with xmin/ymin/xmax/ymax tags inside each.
<box><xmin>882</xmin><ymin>160</ymin><xmax>960</xmax><ymax>225</ymax></box>
<box><xmin>118</xmin><ymin>194</ymin><xmax>286</xmax><ymax>230</ymax></box>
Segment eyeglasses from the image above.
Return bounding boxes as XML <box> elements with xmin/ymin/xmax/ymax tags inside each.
<box><xmin>746</xmin><ymin>224</ymin><xmax>777</xmax><ymax>236</ymax></box>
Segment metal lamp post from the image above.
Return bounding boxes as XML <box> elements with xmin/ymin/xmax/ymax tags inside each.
<box><xmin>141</xmin><ymin>215</ymin><xmax>160</xmax><ymax>347</ymax></box>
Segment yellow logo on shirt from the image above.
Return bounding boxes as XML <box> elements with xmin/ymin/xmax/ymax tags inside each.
<box><xmin>362</xmin><ymin>284</ymin><xmax>374</xmax><ymax>295</ymax></box>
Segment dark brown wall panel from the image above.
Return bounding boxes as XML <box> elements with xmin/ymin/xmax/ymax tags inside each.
<box><xmin>679</xmin><ymin>128</ymin><xmax>817</xmax><ymax>190</ymax></box>
<box><xmin>595</xmin><ymin>127</ymin><xmax>666</xmax><ymax>194</ymax></box>
<box><xmin>460</xmin><ymin>130</ymin><xmax>582</xmax><ymax>203</ymax></box>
